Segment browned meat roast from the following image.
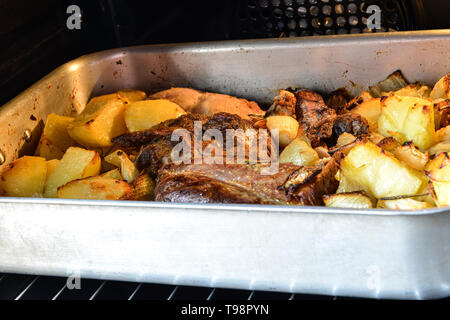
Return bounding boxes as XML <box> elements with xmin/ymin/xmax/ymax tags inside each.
<box><xmin>112</xmin><ymin>112</ymin><xmax>271</xmax><ymax>175</ymax></box>
<box><xmin>332</xmin><ymin>112</ymin><xmax>369</xmax><ymax>138</ymax></box>
<box><xmin>155</xmin><ymin>158</ymin><xmax>338</xmax><ymax>205</ymax></box>
<box><xmin>149</xmin><ymin>88</ymin><xmax>265</xmax><ymax>119</ymax></box>
<box><xmin>294</xmin><ymin>89</ymin><xmax>337</xmax><ymax>147</ymax></box>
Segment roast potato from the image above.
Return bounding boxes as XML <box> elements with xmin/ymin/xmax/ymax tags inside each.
<box><xmin>0</xmin><ymin>156</ymin><xmax>47</xmax><ymax>197</ymax></box>
<box><xmin>340</xmin><ymin>142</ymin><xmax>427</xmax><ymax>199</ymax></box>
<box><xmin>124</xmin><ymin>99</ymin><xmax>186</xmax><ymax>132</ymax></box>
<box><xmin>44</xmin><ymin>147</ymin><xmax>101</xmax><ymax>198</ymax></box>
<box><xmin>36</xmin><ymin>114</ymin><xmax>77</xmax><ymax>160</ymax></box>
<box><xmin>67</xmin><ymin>94</ymin><xmax>128</xmax><ymax>148</ymax></box>
<box><xmin>101</xmin><ymin>168</ymin><xmax>123</xmax><ymax>180</ymax></box>
<box><xmin>378</xmin><ymin>94</ymin><xmax>435</xmax><ymax>151</ymax></box>
<box><xmin>323</xmin><ymin>192</ymin><xmax>373</xmax><ymax>209</ymax></box>
<box><xmin>58</xmin><ymin>176</ymin><xmax>133</xmax><ymax>200</ymax></box>
<box><xmin>351</xmin><ymin>98</ymin><xmax>381</xmax><ymax>131</ymax></box>
<box><xmin>46</xmin><ymin>159</ymin><xmax>60</xmax><ymax>180</ymax></box>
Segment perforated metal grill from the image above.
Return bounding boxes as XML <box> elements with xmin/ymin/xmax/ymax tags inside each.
<box><xmin>234</xmin><ymin>0</ymin><xmax>420</xmax><ymax>38</ymax></box>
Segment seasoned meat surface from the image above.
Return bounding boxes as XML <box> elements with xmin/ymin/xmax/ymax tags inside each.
<box><xmin>295</xmin><ymin>89</ymin><xmax>336</xmax><ymax>147</ymax></box>
<box><xmin>333</xmin><ymin>112</ymin><xmax>369</xmax><ymax>138</ymax></box>
<box><xmin>149</xmin><ymin>88</ymin><xmax>264</xmax><ymax>119</ymax></box>
<box><xmin>112</xmin><ymin>112</ymin><xmax>270</xmax><ymax>175</ymax></box>
<box><xmin>156</xmin><ymin>159</ymin><xmax>338</xmax><ymax>205</ymax></box>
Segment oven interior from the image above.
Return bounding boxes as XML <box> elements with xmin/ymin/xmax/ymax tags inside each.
<box><xmin>0</xmin><ymin>0</ymin><xmax>449</xmax><ymax>300</ymax></box>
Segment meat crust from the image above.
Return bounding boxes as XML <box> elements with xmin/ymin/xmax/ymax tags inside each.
<box><xmin>295</xmin><ymin>89</ymin><xmax>336</xmax><ymax>147</ymax></box>
<box><xmin>155</xmin><ymin>159</ymin><xmax>338</xmax><ymax>205</ymax></box>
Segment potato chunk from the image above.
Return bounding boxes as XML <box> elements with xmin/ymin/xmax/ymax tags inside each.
<box><xmin>279</xmin><ymin>138</ymin><xmax>318</xmax><ymax>166</ymax></box>
<box><xmin>351</xmin><ymin>98</ymin><xmax>381</xmax><ymax>131</ymax></box>
<box><xmin>124</xmin><ymin>99</ymin><xmax>186</xmax><ymax>132</ymax></box>
<box><xmin>0</xmin><ymin>156</ymin><xmax>47</xmax><ymax>197</ymax></box>
<box><xmin>104</xmin><ymin>150</ymin><xmax>139</xmax><ymax>183</ymax></box>
<box><xmin>46</xmin><ymin>159</ymin><xmax>60</xmax><ymax>180</ymax></box>
<box><xmin>58</xmin><ymin>176</ymin><xmax>133</xmax><ymax>200</ymax></box>
<box><xmin>67</xmin><ymin>94</ymin><xmax>128</xmax><ymax>148</ymax></box>
<box><xmin>378</xmin><ymin>95</ymin><xmax>435</xmax><ymax>151</ymax></box>
<box><xmin>44</xmin><ymin>147</ymin><xmax>101</xmax><ymax>198</ymax></box>
<box><xmin>340</xmin><ymin>142</ymin><xmax>427</xmax><ymax>199</ymax></box>
<box><xmin>323</xmin><ymin>192</ymin><xmax>373</xmax><ymax>209</ymax></box>
<box><xmin>426</xmin><ymin>152</ymin><xmax>450</xmax><ymax>206</ymax></box>
<box><xmin>101</xmin><ymin>169</ymin><xmax>123</xmax><ymax>180</ymax></box>
<box><xmin>36</xmin><ymin>114</ymin><xmax>76</xmax><ymax>160</ymax></box>
<box><xmin>266</xmin><ymin>116</ymin><xmax>299</xmax><ymax>147</ymax></box>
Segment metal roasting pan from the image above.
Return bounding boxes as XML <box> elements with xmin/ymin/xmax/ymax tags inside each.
<box><xmin>0</xmin><ymin>30</ymin><xmax>449</xmax><ymax>299</ymax></box>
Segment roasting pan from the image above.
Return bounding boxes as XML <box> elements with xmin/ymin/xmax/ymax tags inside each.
<box><xmin>0</xmin><ymin>30</ymin><xmax>449</xmax><ymax>299</ymax></box>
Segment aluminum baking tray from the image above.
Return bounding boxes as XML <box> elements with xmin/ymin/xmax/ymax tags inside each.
<box><xmin>0</xmin><ymin>31</ymin><xmax>449</xmax><ymax>300</ymax></box>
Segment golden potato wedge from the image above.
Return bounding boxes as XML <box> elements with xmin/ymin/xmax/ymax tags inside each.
<box><xmin>323</xmin><ymin>192</ymin><xmax>373</xmax><ymax>209</ymax></box>
<box><xmin>36</xmin><ymin>138</ymin><xmax>65</xmax><ymax>160</ymax></box>
<box><xmin>378</xmin><ymin>94</ymin><xmax>435</xmax><ymax>151</ymax></box>
<box><xmin>425</xmin><ymin>152</ymin><xmax>450</xmax><ymax>182</ymax></box>
<box><xmin>0</xmin><ymin>156</ymin><xmax>47</xmax><ymax>197</ymax></box>
<box><xmin>104</xmin><ymin>150</ymin><xmax>139</xmax><ymax>183</ymax></box>
<box><xmin>266</xmin><ymin>115</ymin><xmax>299</xmax><ymax>148</ymax></box>
<box><xmin>377</xmin><ymin>198</ymin><xmax>432</xmax><ymax>210</ymax></box>
<box><xmin>44</xmin><ymin>147</ymin><xmax>101</xmax><ymax>198</ymax></box>
<box><xmin>394</xmin><ymin>142</ymin><xmax>429</xmax><ymax>171</ymax></box>
<box><xmin>430</xmin><ymin>73</ymin><xmax>450</xmax><ymax>100</ymax></box>
<box><xmin>336</xmin><ymin>175</ymin><xmax>365</xmax><ymax>194</ymax></box>
<box><xmin>67</xmin><ymin>94</ymin><xmax>128</xmax><ymax>148</ymax></box>
<box><xmin>46</xmin><ymin>159</ymin><xmax>60</xmax><ymax>180</ymax></box>
<box><xmin>346</xmin><ymin>91</ymin><xmax>373</xmax><ymax>109</ymax></box>
<box><xmin>58</xmin><ymin>176</ymin><xmax>133</xmax><ymax>200</ymax></box>
<box><xmin>36</xmin><ymin>114</ymin><xmax>76</xmax><ymax>160</ymax></box>
<box><xmin>117</xmin><ymin>89</ymin><xmax>146</xmax><ymax>102</ymax></box>
<box><xmin>340</xmin><ymin>142</ymin><xmax>427</xmax><ymax>199</ymax></box>
<box><xmin>279</xmin><ymin>138</ymin><xmax>319</xmax><ymax>166</ymax></box>
<box><xmin>384</xmin><ymin>83</ymin><xmax>431</xmax><ymax>99</ymax></box>
<box><xmin>124</xmin><ymin>99</ymin><xmax>186</xmax><ymax>132</ymax></box>
<box><xmin>101</xmin><ymin>168</ymin><xmax>123</xmax><ymax>180</ymax></box>
<box><xmin>351</xmin><ymin>98</ymin><xmax>381</xmax><ymax>131</ymax></box>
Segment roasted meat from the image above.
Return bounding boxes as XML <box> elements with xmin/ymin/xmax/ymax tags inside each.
<box><xmin>294</xmin><ymin>89</ymin><xmax>337</xmax><ymax>147</ymax></box>
<box><xmin>112</xmin><ymin>112</ymin><xmax>272</xmax><ymax>175</ymax></box>
<box><xmin>332</xmin><ymin>113</ymin><xmax>369</xmax><ymax>138</ymax></box>
<box><xmin>149</xmin><ymin>88</ymin><xmax>264</xmax><ymax>119</ymax></box>
<box><xmin>155</xmin><ymin>158</ymin><xmax>338</xmax><ymax>205</ymax></box>
<box><xmin>266</xmin><ymin>90</ymin><xmax>297</xmax><ymax>118</ymax></box>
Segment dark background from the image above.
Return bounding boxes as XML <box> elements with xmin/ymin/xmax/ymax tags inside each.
<box><xmin>0</xmin><ymin>0</ymin><xmax>449</xmax><ymax>106</ymax></box>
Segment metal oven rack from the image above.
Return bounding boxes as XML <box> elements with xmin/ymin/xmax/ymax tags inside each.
<box><xmin>1</xmin><ymin>273</ymin><xmax>350</xmax><ymax>300</ymax></box>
